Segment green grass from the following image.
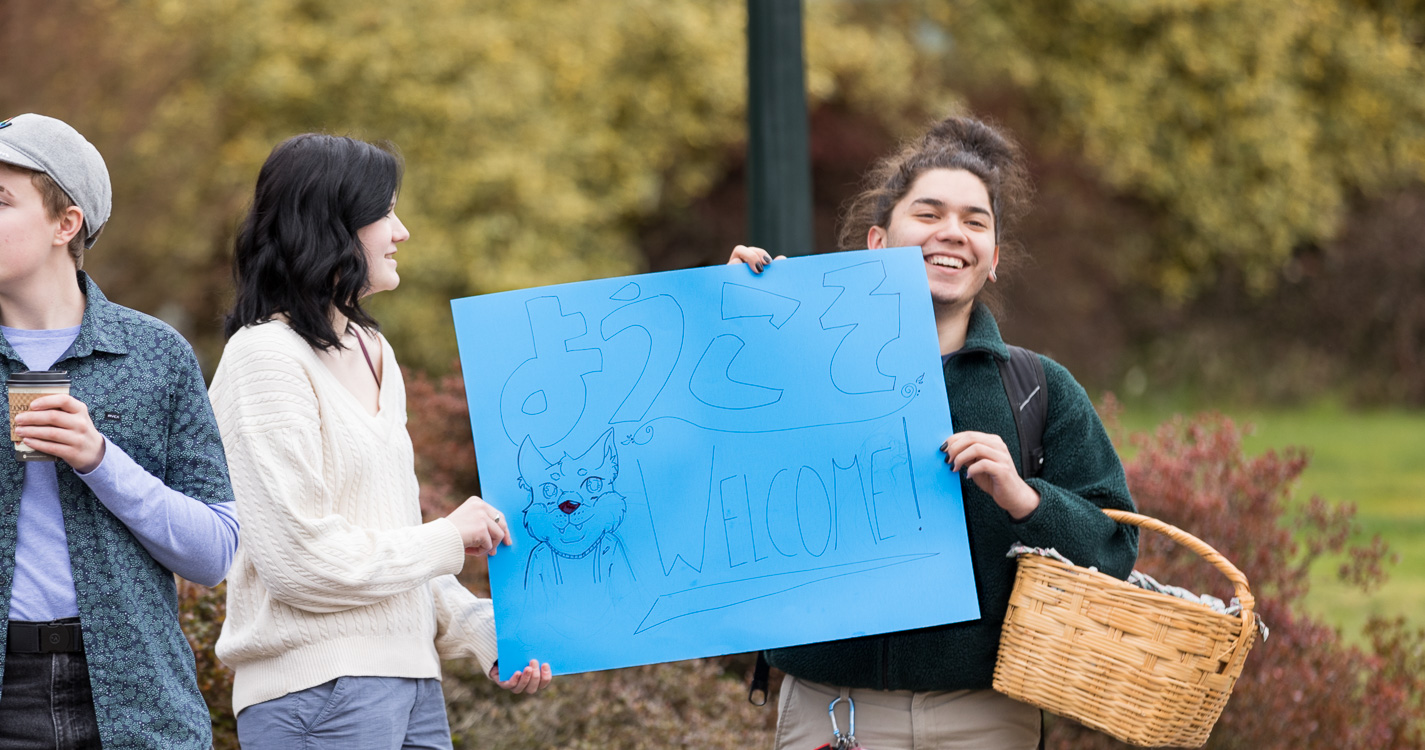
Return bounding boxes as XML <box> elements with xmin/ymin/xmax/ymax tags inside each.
<box><xmin>1118</xmin><ymin>401</ymin><xmax>1425</xmax><ymax>642</ymax></box>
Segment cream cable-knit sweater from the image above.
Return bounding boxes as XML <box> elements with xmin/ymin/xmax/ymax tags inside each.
<box><xmin>209</xmin><ymin>320</ymin><xmax>498</xmax><ymax>715</ymax></box>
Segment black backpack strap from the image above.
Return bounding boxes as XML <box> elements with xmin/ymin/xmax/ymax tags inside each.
<box><xmin>997</xmin><ymin>345</ymin><xmax>1047</xmax><ymax>479</ymax></box>
<box><xmin>748</xmin><ymin>651</ymin><xmax>770</xmax><ymax>705</ymax></box>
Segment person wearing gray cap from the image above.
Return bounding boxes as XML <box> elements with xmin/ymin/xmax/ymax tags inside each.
<box><xmin>0</xmin><ymin>113</ymin><xmax>240</xmax><ymax>748</ymax></box>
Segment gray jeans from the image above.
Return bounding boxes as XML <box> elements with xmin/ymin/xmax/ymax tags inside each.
<box><xmin>237</xmin><ymin>675</ymin><xmax>454</xmax><ymax>750</ymax></box>
<box><xmin>0</xmin><ymin>651</ymin><xmax>102</xmax><ymax>750</ymax></box>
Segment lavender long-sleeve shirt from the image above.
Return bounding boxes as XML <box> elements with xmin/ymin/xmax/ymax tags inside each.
<box><xmin>5</xmin><ymin>325</ymin><xmax>238</xmax><ymax>621</ymax></box>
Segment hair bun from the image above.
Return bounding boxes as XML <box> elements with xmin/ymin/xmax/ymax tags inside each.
<box><xmin>922</xmin><ymin>117</ymin><xmax>1019</xmax><ymax>174</ymax></box>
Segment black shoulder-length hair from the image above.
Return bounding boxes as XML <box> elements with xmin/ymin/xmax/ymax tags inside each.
<box><xmin>223</xmin><ymin>133</ymin><xmax>404</xmax><ymax>351</ymax></box>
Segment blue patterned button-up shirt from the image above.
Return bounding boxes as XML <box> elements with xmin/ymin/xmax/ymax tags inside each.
<box><xmin>0</xmin><ymin>272</ymin><xmax>234</xmax><ymax>748</ymax></box>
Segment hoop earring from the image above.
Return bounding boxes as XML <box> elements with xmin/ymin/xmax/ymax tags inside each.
<box><xmin>989</xmin><ymin>268</ymin><xmax>998</xmax><ymax>282</ymax></box>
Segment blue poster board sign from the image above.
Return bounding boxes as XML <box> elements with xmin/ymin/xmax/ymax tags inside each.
<box><xmin>451</xmin><ymin>247</ymin><xmax>978</xmax><ymax>678</ymax></box>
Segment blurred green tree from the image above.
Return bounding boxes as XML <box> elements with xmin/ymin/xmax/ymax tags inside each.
<box><xmin>3</xmin><ymin>0</ymin><xmax>947</xmax><ymax>372</ymax></box>
<box><xmin>933</xmin><ymin>0</ymin><xmax>1425</xmax><ymax>299</ymax></box>
<box><xmin>5</xmin><ymin>0</ymin><xmax>1421</xmax><ymax>394</ymax></box>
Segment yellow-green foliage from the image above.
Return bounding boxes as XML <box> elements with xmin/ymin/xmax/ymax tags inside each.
<box><xmin>933</xmin><ymin>0</ymin><xmax>1425</xmax><ymax>298</ymax></box>
<box><xmin>10</xmin><ymin>0</ymin><xmax>1420</xmax><ymax>365</ymax></box>
<box><xmin>73</xmin><ymin>0</ymin><xmax>943</xmax><ymax>370</ymax></box>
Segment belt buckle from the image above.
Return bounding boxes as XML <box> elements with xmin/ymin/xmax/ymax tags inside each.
<box><xmin>37</xmin><ymin>621</ymin><xmax>75</xmax><ymax>653</ymax></box>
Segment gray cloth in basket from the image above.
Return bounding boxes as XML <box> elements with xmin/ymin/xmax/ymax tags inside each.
<box><xmin>1007</xmin><ymin>543</ymin><xmax>1270</xmax><ymax>641</ymax></box>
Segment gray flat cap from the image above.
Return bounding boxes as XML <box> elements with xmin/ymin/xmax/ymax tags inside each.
<box><xmin>0</xmin><ymin>114</ymin><xmax>112</xmax><ymax>248</ymax></box>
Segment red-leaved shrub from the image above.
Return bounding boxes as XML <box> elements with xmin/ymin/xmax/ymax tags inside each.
<box><xmin>177</xmin><ymin>578</ymin><xmax>237</xmax><ymax>749</ymax></box>
<box><xmin>178</xmin><ymin>371</ymin><xmax>1422</xmax><ymax>749</ymax></box>
<box><xmin>1045</xmin><ymin>404</ymin><xmax>1424</xmax><ymax>748</ymax></box>
<box><xmin>404</xmin><ymin>365</ymin><xmax>484</xmax><ymax>521</ymax></box>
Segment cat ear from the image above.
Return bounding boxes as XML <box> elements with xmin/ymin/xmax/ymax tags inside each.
<box><xmin>599</xmin><ymin>428</ymin><xmax>619</xmax><ymax>475</ymax></box>
<box><xmin>518</xmin><ymin>436</ymin><xmax>552</xmax><ymax>487</ymax></box>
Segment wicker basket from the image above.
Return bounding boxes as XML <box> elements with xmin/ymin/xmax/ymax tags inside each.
<box><xmin>992</xmin><ymin>509</ymin><xmax>1257</xmax><ymax>748</ymax></box>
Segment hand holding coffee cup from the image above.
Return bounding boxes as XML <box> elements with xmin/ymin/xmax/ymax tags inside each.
<box><xmin>9</xmin><ymin>371</ymin><xmax>70</xmax><ymax>462</ymax></box>
<box><xmin>8</xmin><ymin>371</ymin><xmax>106</xmax><ymax>472</ymax></box>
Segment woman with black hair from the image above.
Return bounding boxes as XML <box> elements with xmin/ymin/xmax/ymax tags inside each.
<box><xmin>209</xmin><ymin>133</ymin><xmax>550</xmax><ymax>749</ymax></box>
<box><xmin>730</xmin><ymin>115</ymin><xmax>1138</xmax><ymax>749</ymax></box>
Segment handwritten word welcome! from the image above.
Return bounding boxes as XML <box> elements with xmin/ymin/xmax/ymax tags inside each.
<box><xmin>453</xmin><ymin>248</ymin><xmax>978</xmax><ymax>678</ymax></box>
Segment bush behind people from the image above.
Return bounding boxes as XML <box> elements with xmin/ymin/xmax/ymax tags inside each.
<box><xmin>175</xmin><ymin>379</ymin><xmax>1422</xmax><ymax>748</ymax></box>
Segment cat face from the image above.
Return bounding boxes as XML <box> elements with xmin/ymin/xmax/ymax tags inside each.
<box><xmin>518</xmin><ymin>429</ymin><xmax>627</xmax><ymax>557</ymax></box>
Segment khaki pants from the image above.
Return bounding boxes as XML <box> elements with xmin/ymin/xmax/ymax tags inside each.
<box><xmin>773</xmin><ymin>675</ymin><xmax>1040</xmax><ymax>750</ymax></box>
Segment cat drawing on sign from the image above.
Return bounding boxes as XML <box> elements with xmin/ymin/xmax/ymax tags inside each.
<box><xmin>518</xmin><ymin>428</ymin><xmax>634</xmax><ymax>590</ymax></box>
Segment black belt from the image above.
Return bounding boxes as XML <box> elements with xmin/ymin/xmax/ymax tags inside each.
<box><xmin>7</xmin><ymin>618</ymin><xmax>84</xmax><ymax>654</ymax></box>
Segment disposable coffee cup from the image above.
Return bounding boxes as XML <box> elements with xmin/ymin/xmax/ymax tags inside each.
<box><xmin>8</xmin><ymin>370</ymin><xmax>70</xmax><ymax>462</ymax></box>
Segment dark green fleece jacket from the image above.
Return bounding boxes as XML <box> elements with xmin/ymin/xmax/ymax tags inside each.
<box><xmin>765</xmin><ymin>304</ymin><xmax>1138</xmax><ymax>691</ymax></box>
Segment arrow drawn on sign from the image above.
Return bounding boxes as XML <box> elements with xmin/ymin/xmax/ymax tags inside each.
<box><xmin>634</xmin><ymin>553</ymin><xmax>936</xmax><ymax>634</ymax></box>
<box><xmin>721</xmin><ymin>283</ymin><xmax>801</xmax><ymax>329</ymax></box>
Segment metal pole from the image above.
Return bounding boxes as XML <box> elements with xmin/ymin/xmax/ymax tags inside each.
<box><xmin>747</xmin><ymin>0</ymin><xmax>814</xmax><ymax>257</ymax></box>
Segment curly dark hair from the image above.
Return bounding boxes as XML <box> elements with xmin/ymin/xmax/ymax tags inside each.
<box><xmin>837</xmin><ymin>116</ymin><xmax>1033</xmax><ymax>307</ymax></box>
<box><xmin>223</xmin><ymin>133</ymin><xmax>403</xmax><ymax>350</ymax></box>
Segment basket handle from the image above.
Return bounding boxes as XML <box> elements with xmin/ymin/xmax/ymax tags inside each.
<box><xmin>1101</xmin><ymin>508</ymin><xmax>1256</xmax><ymax>662</ymax></box>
